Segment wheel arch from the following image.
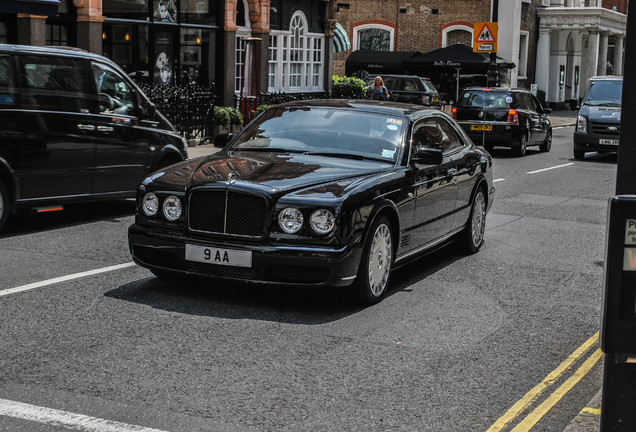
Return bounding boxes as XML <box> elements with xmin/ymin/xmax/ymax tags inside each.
<box><xmin>0</xmin><ymin>157</ymin><xmax>16</xmax><ymax>205</ymax></box>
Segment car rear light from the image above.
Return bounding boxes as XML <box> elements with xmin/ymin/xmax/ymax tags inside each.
<box><xmin>451</xmin><ymin>107</ymin><xmax>457</xmax><ymax>121</ymax></box>
<box><xmin>507</xmin><ymin>109</ymin><xmax>519</xmax><ymax>124</ymax></box>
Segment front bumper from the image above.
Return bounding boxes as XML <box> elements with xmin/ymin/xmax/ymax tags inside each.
<box><xmin>573</xmin><ymin>131</ymin><xmax>619</xmax><ymax>153</ymax></box>
<box><xmin>128</xmin><ymin>224</ymin><xmax>363</xmax><ymax>287</ymax></box>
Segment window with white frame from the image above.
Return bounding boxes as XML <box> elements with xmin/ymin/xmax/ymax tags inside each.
<box><xmin>234</xmin><ymin>0</ymin><xmax>250</xmax><ymax>94</ymax></box>
<box><xmin>267</xmin><ymin>12</ymin><xmax>324</xmax><ymax>92</ymax></box>
<box><xmin>442</xmin><ymin>24</ymin><xmax>473</xmax><ymax>48</ymax></box>
<box><xmin>352</xmin><ymin>24</ymin><xmax>393</xmax><ymax>51</ymax></box>
<box><xmin>518</xmin><ymin>31</ymin><xmax>529</xmax><ymax>78</ymax></box>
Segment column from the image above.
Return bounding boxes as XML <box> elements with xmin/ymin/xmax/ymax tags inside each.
<box><xmin>598</xmin><ymin>32</ymin><xmax>609</xmax><ymax>75</ymax></box>
<box><xmin>614</xmin><ymin>35</ymin><xmax>624</xmax><ymax>76</ymax></box>
<box><xmin>584</xmin><ymin>31</ymin><xmax>599</xmax><ymax>84</ymax></box>
<box><xmin>535</xmin><ymin>28</ymin><xmax>551</xmax><ymax>100</ymax></box>
<box><xmin>74</xmin><ymin>0</ymin><xmax>104</xmax><ymax>54</ymax></box>
<box><xmin>16</xmin><ymin>14</ymin><xmax>46</xmax><ymax>46</ymax></box>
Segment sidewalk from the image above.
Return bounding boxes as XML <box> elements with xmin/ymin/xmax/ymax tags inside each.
<box><xmin>186</xmin><ymin>109</ymin><xmax>579</xmax><ymax>160</ymax></box>
<box><xmin>563</xmin><ymin>390</ymin><xmax>601</xmax><ymax>432</ymax></box>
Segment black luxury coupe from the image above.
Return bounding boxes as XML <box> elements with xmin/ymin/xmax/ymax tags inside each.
<box><xmin>128</xmin><ymin>100</ymin><xmax>494</xmax><ymax>304</ymax></box>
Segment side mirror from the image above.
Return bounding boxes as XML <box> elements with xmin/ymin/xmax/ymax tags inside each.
<box><xmin>213</xmin><ymin>133</ymin><xmax>233</xmax><ymax>148</ymax></box>
<box><xmin>413</xmin><ymin>147</ymin><xmax>443</xmax><ymax>165</ymax></box>
<box><xmin>543</xmin><ymin>107</ymin><xmax>552</xmax><ymax>114</ymax></box>
<box><xmin>141</xmin><ymin>101</ymin><xmax>157</xmax><ymax>119</ymax></box>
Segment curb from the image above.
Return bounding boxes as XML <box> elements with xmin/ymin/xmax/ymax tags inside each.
<box><xmin>563</xmin><ymin>390</ymin><xmax>601</xmax><ymax>432</ymax></box>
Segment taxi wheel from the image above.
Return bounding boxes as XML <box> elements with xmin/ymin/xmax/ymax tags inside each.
<box><xmin>514</xmin><ymin>133</ymin><xmax>528</xmax><ymax>157</ymax></box>
<box><xmin>539</xmin><ymin>130</ymin><xmax>552</xmax><ymax>152</ymax></box>
<box><xmin>0</xmin><ymin>181</ymin><xmax>8</xmax><ymax>233</ymax></box>
<box><xmin>462</xmin><ymin>188</ymin><xmax>487</xmax><ymax>254</ymax></box>
<box><xmin>355</xmin><ymin>215</ymin><xmax>393</xmax><ymax>305</ymax></box>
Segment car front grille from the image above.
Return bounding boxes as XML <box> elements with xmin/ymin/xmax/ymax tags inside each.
<box><xmin>590</xmin><ymin>121</ymin><xmax>620</xmax><ymax>136</ymax></box>
<box><xmin>189</xmin><ymin>189</ymin><xmax>268</xmax><ymax>237</ymax></box>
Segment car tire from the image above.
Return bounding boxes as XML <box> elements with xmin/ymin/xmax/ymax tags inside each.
<box><xmin>0</xmin><ymin>181</ymin><xmax>8</xmax><ymax>233</ymax></box>
<box><xmin>462</xmin><ymin>188</ymin><xmax>486</xmax><ymax>254</ymax></box>
<box><xmin>539</xmin><ymin>130</ymin><xmax>552</xmax><ymax>152</ymax></box>
<box><xmin>355</xmin><ymin>215</ymin><xmax>393</xmax><ymax>305</ymax></box>
<box><xmin>514</xmin><ymin>133</ymin><xmax>528</xmax><ymax>157</ymax></box>
<box><xmin>573</xmin><ymin>148</ymin><xmax>585</xmax><ymax>160</ymax></box>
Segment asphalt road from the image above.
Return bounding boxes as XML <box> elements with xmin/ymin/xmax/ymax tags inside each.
<box><xmin>0</xmin><ymin>123</ymin><xmax>611</xmax><ymax>432</ymax></box>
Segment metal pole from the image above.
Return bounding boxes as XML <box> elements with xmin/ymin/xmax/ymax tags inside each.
<box><xmin>488</xmin><ymin>0</ymin><xmax>499</xmax><ymax>88</ymax></box>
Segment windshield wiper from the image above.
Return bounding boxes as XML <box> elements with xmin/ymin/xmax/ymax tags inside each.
<box><xmin>302</xmin><ymin>151</ymin><xmax>391</xmax><ymax>163</ymax></box>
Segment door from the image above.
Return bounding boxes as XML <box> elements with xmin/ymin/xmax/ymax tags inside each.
<box><xmin>522</xmin><ymin>93</ymin><xmax>549</xmax><ymax>144</ymax></box>
<box><xmin>15</xmin><ymin>54</ymin><xmax>96</xmax><ymax>200</ymax></box>
<box><xmin>91</xmin><ymin>62</ymin><xmax>150</xmax><ymax>194</ymax></box>
<box><xmin>409</xmin><ymin>117</ymin><xmax>459</xmax><ymax>247</ymax></box>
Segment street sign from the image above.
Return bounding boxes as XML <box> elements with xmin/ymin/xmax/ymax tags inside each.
<box><xmin>473</xmin><ymin>22</ymin><xmax>498</xmax><ymax>53</ymax></box>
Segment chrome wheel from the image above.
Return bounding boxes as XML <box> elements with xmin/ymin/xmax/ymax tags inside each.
<box><xmin>470</xmin><ymin>191</ymin><xmax>486</xmax><ymax>248</ymax></box>
<box><xmin>367</xmin><ymin>222</ymin><xmax>392</xmax><ymax>297</ymax></box>
<box><xmin>515</xmin><ymin>133</ymin><xmax>527</xmax><ymax>157</ymax></box>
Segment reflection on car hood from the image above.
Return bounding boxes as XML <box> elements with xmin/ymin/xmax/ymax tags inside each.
<box><xmin>148</xmin><ymin>150</ymin><xmax>391</xmax><ymax>196</ymax></box>
<box><xmin>580</xmin><ymin>105</ymin><xmax>621</xmax><ymax>122</ymax></box>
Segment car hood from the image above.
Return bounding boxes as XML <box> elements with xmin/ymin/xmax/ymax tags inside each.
<box><xmin>580</xmin><ymin>105</ymin><xmax>621</xmax><ymax>122</ymax></box>
<box><xmin>145</xmin><ymin>150</ymin><xmax>394</xmax><ymax>197</ymax></box>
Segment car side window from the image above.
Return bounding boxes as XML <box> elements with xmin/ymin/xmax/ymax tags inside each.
<box><xmin>436</xmin><ymin>118</ymin><xmax>464</xmax><ymax>152</ymax></box>
<box><xmin>92</xmin><ymin>62</ymin><xmax>136</xmax><ymax>116</ymax></box>
<box><xmin>19</xmin><ymin>55</ymin><xmax>92</xmax><ymax>113</ymax></box>
<box><xmin>412</xmin><ymin>119</ymin><xmax>442</xmax><ymax>150</ymax></box>
<box><xmin>403</xmin><ymin>79</ymin><xmax>418</xmax><ymax>91</ymax></box>
<box><xmin>0</xmin><ymin>55</ymin><xmax>16</xmax><ymax>107</ymax></box>
<box><xmin>528</xmin><ymin>94</ymin><xmax>542</xmax><ymax>113</ymax></box>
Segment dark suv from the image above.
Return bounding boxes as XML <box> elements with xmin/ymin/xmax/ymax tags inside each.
<box><xmin>0</xmin><ymin>44</ymin><xmax>188</xmax><ymax>232</ymax></box>
<box><xmin>453</xmin><ymin>87</ymin><xmax>552</xmax><ymax>156</ymax></box>
<box><xmin>573</xmin><ymin>75</ymin><xmax>622</xmax><ymax>159</ymax></box>
<box><xmin>364</xmin><ymin>74</ymin><xmax>441</xmax><ymax>106</ymax></box>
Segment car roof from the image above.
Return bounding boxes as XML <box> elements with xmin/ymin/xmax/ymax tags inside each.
<box><xmin>463</xmin><ymin>86</ymin><xmax>529</xmax><ymax>93</ymax></box>
<box><xmin>589</xmin><ymin>75</ymin><xmax>623</xmax><ymax>81</ymax></box>
<box><xmin>0</xmin><ymin>44</ymin><xmax>109</xmax><ymax>61</ymax></box>
<box><xmin>270</xmin><ymin>99</ymin><xmax>441</xmax><ymax>120</ymax></box>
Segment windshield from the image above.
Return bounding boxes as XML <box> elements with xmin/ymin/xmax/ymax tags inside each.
<box><xmin>230</xmin><ymin>107</ymin><xmax>404</xmax><ymax>163</ymax></box>
<box><xmin>583</xmin><ymin>80</ymin><xmax>622</xmax><ymax>106</ymax></box>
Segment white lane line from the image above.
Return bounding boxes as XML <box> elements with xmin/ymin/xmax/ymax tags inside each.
<box><xmin>0</xmin><ymin>262</ymin><xmax>136</xmax><ymax>298</ymax></box>
<box><xmin>493</xmin><ymin>178</ymin><xmax>505</xmax><ymax>183</ymax></box>
<box><xmin>527</xmin><ymin>162</ymin><xmax>575</xmax><ymax>175</ymax></box>
<box><xmin>0</xmin><ymin>398</ymin><xmax>168</xmax><ymax>432</ymax></box>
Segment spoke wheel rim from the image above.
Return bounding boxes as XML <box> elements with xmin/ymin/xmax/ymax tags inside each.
<box><xmin>471</xmin><ymin>192</ymin><xmax>486</xmax><ymax>247</ymax></box>
<box><xmin>368</xmin><ymin>223</ymin><xmax>392</xmax><ymax>297</ymax></box>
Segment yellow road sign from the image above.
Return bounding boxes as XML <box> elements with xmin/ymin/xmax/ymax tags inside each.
<box><xmin>474</xmin><ymin>22</ymin><xmax>498</xmax><ymax>53</ymax></box>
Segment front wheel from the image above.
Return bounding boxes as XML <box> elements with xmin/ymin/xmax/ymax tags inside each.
<box><xmin>355</xmin><ymin>215</ymin><xmax>393</xmax><ymax>305</ymax></box>
<box><xmin>462</xmin><ymin>189</ymin><xmax>487</xmax><ymax>254</ymax></box>
<box><xmin>0</xmin><ymin>181</ymin><xmax>9</xmax><ymax>233</ymax></box>
<box><xmin>539</xmin><ymin>130</ymin><xmax>552</xmax><ymax>152</ymax></box>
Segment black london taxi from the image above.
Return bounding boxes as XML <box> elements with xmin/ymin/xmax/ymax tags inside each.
<box><xmin>0</xmin><ymin>44</ymin><xmax>187</xmax><ymax>232</ymax></box>
<box><xmin>128</xmin><ymin>100</ymin><xmax>494</xmax><ymax>304</ymax></box>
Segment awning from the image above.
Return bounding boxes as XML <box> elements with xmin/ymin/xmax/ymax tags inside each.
<box><xmin>0</xmin><ymin>0</ymin><xmax>60</xmax><ymax>16</ymax></box>
<box><xmin>404</xmin><ymin>44</ymin><xmax>515</xmax><ymax>74</ymax></box>
<box><xmin>345</xmin><ymin>50</ymin><xmax>421</xmax><ymax>76</ymax></box>
<box><xmin>333</xmin><ymin>23</ymin><xmax>351</xmax><ymax>53</ymax></box>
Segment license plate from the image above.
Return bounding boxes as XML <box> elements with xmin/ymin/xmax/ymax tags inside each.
<box><xmin>600</xmin><ymin>139</ymin><xmax>619</xmax><ymax>145</ymax></box>
<box><xmin>185</xmin><ymin>244</ymin><xmax>252</xmax><ymax>267</ymax></box>
<box><xmin>471</xmin><ymin>124</ymin><xmax>493</xmax><ymax>131</ymax></box>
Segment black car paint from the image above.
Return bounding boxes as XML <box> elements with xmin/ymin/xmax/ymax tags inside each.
<box><xmin>0</xmin><ymin>44</ymin><xmax>187</xmax><ymax>228</ymax></box>
<box><xmin>128</xmin><ymin>100</ymin><xmax>494</xmax><ymax>289</ymax></box>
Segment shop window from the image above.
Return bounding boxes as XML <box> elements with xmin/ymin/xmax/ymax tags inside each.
<box><xmin>0</xmin><ymin>20</ymin><xmax>9</xmax><ymax>44</ymax></box>
<box><xmin>46</xmin><ymin>23</ymin><xmax>69</xmax><ymax>46</ymax></box>
<box><xmin>153</xmin><ymin>0</ymin><xmax>176</xmax><ymax>23</ymax></box>
<box><xmin>180</xmin><ymin>0</ymin><xmax>214</xmax><ymax>25</ymax></box>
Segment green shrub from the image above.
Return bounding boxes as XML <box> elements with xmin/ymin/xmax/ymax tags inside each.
<box><xmin>213</xmin><ymin>106</ymin><xmax>230</xmax><ymax>126</ymax></box>
<box><xmin>226</xmin><ymin>106</ymin><xmax>243</xmax><ymax>125</ymax></box>
<box><xmin>332</xmin><ymin>75</ymin><xmax>368</xmax><ymax>99</ymax></box>
<box><xmin>255</xmin><ymin>104</ymin><xmax>272</xmax><ymax>116</ymax></box>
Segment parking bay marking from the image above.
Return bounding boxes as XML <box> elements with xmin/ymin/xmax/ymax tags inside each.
<box><xmin>0</xmin><ymin>398</ymin><xmax>168</xmax><ymax>432</ymax></box>
<box><xmin>486</xmin><ymin>331</ymin><xmax>601</xmax><ymax>432</ymax></box>
<box><xmin>0</xmin><ymin>262</ymin><xmax>136</xmax><ymax>298</ymax></box>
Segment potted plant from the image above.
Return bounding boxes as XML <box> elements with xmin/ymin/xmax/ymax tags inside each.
<box><xmin>213</xmin><ymin>106</ymin><xmax>230</xmax><ymax>136</ymax></box>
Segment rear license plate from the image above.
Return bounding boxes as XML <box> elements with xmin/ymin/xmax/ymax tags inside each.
<box><xmin>600</xmin><ymin>139</ymin><xmax>619</xmax><ymax>145</ymax></box>
<box><xmin>471</xmin><ymin>124</ymin><xmax>493</xmax><ymax>131</ymax></box>
<box><xmin>185</xmin><ymin>244</ymin><xmax>252</xmax><ymax>267</ymax></box>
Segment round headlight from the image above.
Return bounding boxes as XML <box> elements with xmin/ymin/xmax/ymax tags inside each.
<box><xmin>162</xmin><ymin>195</ymin><xmax>182</xmax><ymax>221</ymax></box>
<box><xmin>310</xmin><ymin>209</ymin><xmax>335</xmax><ymax>234</ymax></box>
<box><xmin>278</xmin><ymin>207</ymin><xmax>304</xmax><ymax>234</ymax></box>
<box><xmin>142</xmin><ymin>192</ymin><xmax>159</xmax><ymax>216</ymax></box>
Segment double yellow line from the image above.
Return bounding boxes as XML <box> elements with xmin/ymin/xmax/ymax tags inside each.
<box><xmin>486</xmin><ymin>331</ymin><xmax>602</xmax><ymax>432</ymax></box>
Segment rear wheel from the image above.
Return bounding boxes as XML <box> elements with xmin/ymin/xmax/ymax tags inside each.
<box><xmin>0</xmin><ymin>181</ymin><xmax>9</xmax><ymax>233</ymax></box>
<box><xmin>539</xmin><ymin>130</ymin><xmax>552</xmax><ymax>152</ymax></box>
<box><xmin>462</xmin><ymin>188</ymin><xmax>486</xmax><ymax>254</ymax></box>
<box><xmin>355</xmin><ymin>215</ymin><xmax>393</xmax><ymax>305</ymax></box>
<box><xmin>513</xmin><ymin>133</ymin><xmax>528</xmax><ymax>157</ymax></box>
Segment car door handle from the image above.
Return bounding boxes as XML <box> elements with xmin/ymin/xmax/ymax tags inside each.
<box><xmin>97</xmin><ymin>126</ymin><xmax>114</xmax><ymax>132</ymax></box>
<box><xmin>447</xmin><ymin>168</ymin><xmax>457</xmax><ymax>176</ymax></box>
<box><xmin>77</xmin><ymin>124</ymin><xmax>95</xmax><ymax>131</ymax></box>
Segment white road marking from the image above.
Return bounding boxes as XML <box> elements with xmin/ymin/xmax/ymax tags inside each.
<box><xmin>0</xmin><ymin>262</ymin><xmax>136</xmax><ymax>298</ymax></box>
<box><xmin>0</xmin><ymin>398</ymin><xmax>168</xmax><ymax>432</ymax></box>
<box><xmin>493</xmin><ymin>178</ymin><xmax>505</xmax><ymax>183</ymax></box>
<box><xmin>527</xmin><ymin>162</ymin><xmax>575</xmax><ymax>175</ymax></box>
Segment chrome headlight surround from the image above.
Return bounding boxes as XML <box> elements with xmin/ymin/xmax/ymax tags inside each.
<box><xmin>278</xmin><ymin>207</ymin><xmax>304</xmax><ymax>234</ymax></box>
<box><xmin>309</xmin><ymin>209</ymin><xmax>335</xmax><ymax>235</ymax></box>
<box><xmin>577</xmin><ymin>115</ymin><xmax>588</xmax><ymax>133</ymax></box>
<box><xmin>162</xmin><ymin>195</ymin><xmax>183</xmax><ymax>221</ymax></box>
<box><xmin>142</xmin><ymin>192</ymin><xmax>159</xmax><ymax>217</ymax></box>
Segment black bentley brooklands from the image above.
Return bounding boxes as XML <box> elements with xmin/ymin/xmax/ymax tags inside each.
<box><xmin>128</xmin><ymin>100</ymin><xmax>494</xmax><ymax>304</ymax></box>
